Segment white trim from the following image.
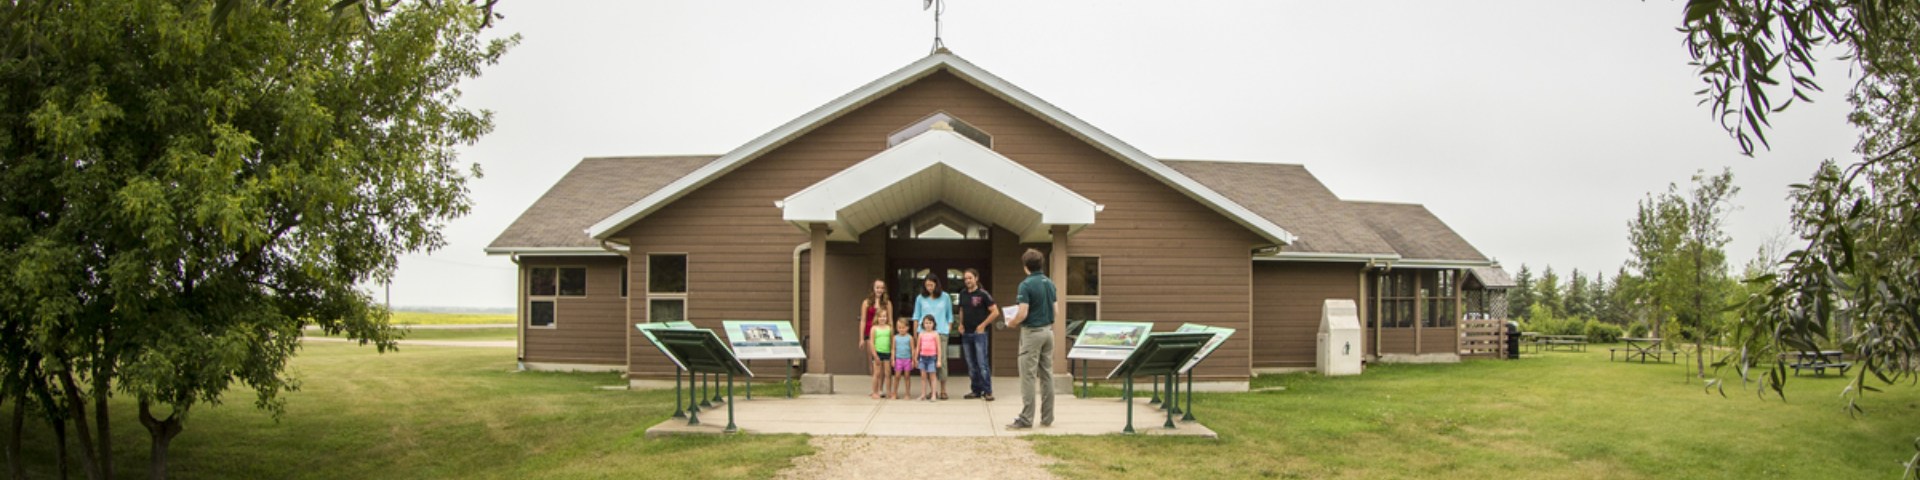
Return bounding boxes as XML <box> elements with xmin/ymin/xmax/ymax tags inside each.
<box><xmin>522</xmin><ymin>361</ymin><xmax>625</xmax><ymax>373</ymax></box>
<box><xmin>584</xmin><ymin>52</ymin><xmax>1296</xmax><ymax>246</ymax></box>
<box><xmin>1255</xmin><ymin>252</ymin><xmax>1401</xmax><ymax>263</ymax></box>
<box><xmin>779</xmin><ymin>129</ymin><xmax>1098</xmax><ymax>243</ymax></box>
<box><xmin>486</xmin><ymin>247</ymin><xmax>622</xmax><ymax>256</ymax></box>
<box><xmin>1391</xmin><ymin>259</ymin><xmax>1496</xmax><ymax>268</ymax></box>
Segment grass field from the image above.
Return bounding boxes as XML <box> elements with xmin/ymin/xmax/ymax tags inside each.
<box><xmin>1</xmin><ymin>343</ymin><xmax>809</xmax><ymax>479</ymax></box>
<box><xmin>1034</xmin><ymin>348</ymin><xmax>1920</xmax><ymax>479</ymax></box>
<box><xmin>309</xmin><ymin>327</ymin><xmax>518</xmax><ymax>342</ymax></box>
<box><xmin>7</xmin><ymin>342</ymin><xmax>1912</xmax><ymax>479</ymax></box>
<box><xmin>389</xmin><ymin>310</ymin><xmax>514</xmax><ymax>325</ymax></box>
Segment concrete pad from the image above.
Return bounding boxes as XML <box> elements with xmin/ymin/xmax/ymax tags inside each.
<box><xmin>642</xmin><ymin>393</ymin><xmax>1216</xmax><ymax>438</ymax></box>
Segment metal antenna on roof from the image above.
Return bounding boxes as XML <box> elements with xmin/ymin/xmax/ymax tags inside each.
<box><xmin>923</xmin><ymin>0</ymin><xmax>947</xmax><ymax>53</ymax></box>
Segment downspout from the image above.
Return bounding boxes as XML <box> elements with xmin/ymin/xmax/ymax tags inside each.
<box><xmin>792</xmin><ymin>241</ymin><xmax>812</xmax><ymax>338</ymax></box>
<box><xmin>511</xmin><ymin>253</ymin><xmax>524</xmax><ymax>371</ymax></box>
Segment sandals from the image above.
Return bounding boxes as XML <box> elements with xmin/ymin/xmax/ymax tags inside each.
<box><xmin>938</xmin><ymin>393</ymin><xmax>948</xmax><ymax>400</ymax></box>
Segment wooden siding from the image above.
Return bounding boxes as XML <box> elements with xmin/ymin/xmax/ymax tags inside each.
<box><xmin>1373</xmin><ymin>329</ymin><xmax>1419</xmax><ymax>355</ymax></box>
<box><xmin>521</xmin><ymin>256</ymin><xmax>627</xmax><ymax>365</ymax></box>
<box><xmin>1252</xmin><ymin>262</ymin><xmax>1362</xmax><ymax>369</ymax></box>
<box><xmin>618</xmin><ymin>70</ymin><xmax>1265</xmax><ymax>380</ymax></box>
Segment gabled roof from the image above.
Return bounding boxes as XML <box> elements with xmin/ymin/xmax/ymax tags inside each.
<box><xmin>1164</xmin><ymin>160</ymin><xmax>1397</xmax><ymax>257</ymax></box>
<box><xmin>1343</xmin><ymin>201</ymin><xmax>1489</xmax><ymax>264</ymax></box>
<box><xmin>1467</xmin><ymin>266</ymin><xmax>1517</xmax><ymax>289</ymax></box>
<box><xmin>1166</xmin><ymin>160</ymin><xmax>1491</xmax><ymax>265</ymax></box>
<box><xmin>583</xmin><ymin>51</ymin><xmax>1297</xmax><ymax>246</ymax></box>
<box><xmin>486</xmin><ymin>156</ymin><xmax>714</xmax><ymax>254</ymax></box>
<box><xmin>778</xmin><ymin>127</ymin><xmax>1100</xmax><ymax>243</ymax></box>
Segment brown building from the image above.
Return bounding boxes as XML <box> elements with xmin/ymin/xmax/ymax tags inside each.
<box><xmin>486</xmin><ymin>52</ymin><xmax>1509</xmax><ymax>391</ymax></box>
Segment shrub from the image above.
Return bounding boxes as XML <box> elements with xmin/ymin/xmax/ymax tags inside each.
<box><xmin>1584</xmin><ymin>320</ymin><xmax>1624</xmax><ymax>343</ymax></box>
<box><xmin>1627</xmin><ymin>322</ymin><xmax>1650</xmax><ymax>338</ymax></box>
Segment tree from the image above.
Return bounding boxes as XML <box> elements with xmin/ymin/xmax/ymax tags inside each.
<box><xmin>1509</xmin><ymin>264</ymin><xmax>1536</xmax><ymax>320</ymax></box>
<box><xmin>1629</xmin><ymin>169</ymin><xmax>1740</xmax><ymax>378</ymax></box>
<box><xmin>1536</xmin><ymin>266</ymin><xmax>1564</xmax><ymax>318</ymax></box>
<box><xmin>1565</xmin><ymin>269</ymin><xmax>1593</xmax><ymax>319</ymax></box>
<box><xmin>0</xmin><ymin>1</ymin><xmax>515</xmax><ymax>478</ymax></box>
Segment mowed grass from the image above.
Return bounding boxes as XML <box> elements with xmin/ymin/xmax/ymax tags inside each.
<box><xmin>1035</xmin><ymin>348</ymin><xmax>1920</xmax><ymax>479</ymax></box>
<box><xmin>2</xmin><ymin>343</ymin><xmax>810</xmax><ymax>479</ymax></box>
<box><xmin>309</xmin><ymin>326</ymin><xmax>518</xmax><ymax>342</ymax></box>
<box><xmin>389</xmin><ymin>310</ymin><xmax>514</xmax><ymax>325</ymax></box>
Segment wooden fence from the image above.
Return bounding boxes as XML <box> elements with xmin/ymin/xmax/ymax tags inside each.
<box><xmin>1459</xmin><ymin>316</ymin><xmax>1507</xmax><ymax>358</ymax></box>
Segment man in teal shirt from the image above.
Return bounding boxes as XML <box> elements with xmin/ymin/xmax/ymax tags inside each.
<box><xmin>1004</xmin><ymin>248</ymin><xmax>1055</xmax><ymax>429</ymax></box>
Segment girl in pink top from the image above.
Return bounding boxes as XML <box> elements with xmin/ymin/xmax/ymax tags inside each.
<box><xmin>917</xmin><ymin>315</ymin><xmax>941</xmax><ymax>401</ymax></box>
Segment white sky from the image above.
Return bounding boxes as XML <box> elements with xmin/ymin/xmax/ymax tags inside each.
<box><xmin>385</xmin><ymin>1</ymin><xmax>1859</xmax><ymax>309</ymax></box>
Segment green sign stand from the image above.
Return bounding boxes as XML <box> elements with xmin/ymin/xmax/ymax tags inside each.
<box><xmin>1106</xmin><ymin>332</ymin><xmax>1213</xmax><ymax>434</ymax></box>
<box><xmin>648</xmin><ymin>328</ymin><xmax>755</xmax><ymax>433</ymax></box>
<box><xmin>1172</xmin><ymin>324</ymin><xmax>1235</xmax><ymax>423</ymax></box>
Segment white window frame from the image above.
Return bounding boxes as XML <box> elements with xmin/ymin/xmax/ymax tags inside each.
<box><xmin>525</xmin><ymin>265</ymin><xmax>585</xmax><ymax>329</ymax></box>
<box><xmin>1065</xmin><ymin>256</ymin><xmax>1100</xmax><ymax>321</ymax></box>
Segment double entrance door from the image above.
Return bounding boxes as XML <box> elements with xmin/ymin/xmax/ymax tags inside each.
<box><xmin>887</xmin><ymin>239</ymin><xmax>991</xmax><ymax>376</ymax></box>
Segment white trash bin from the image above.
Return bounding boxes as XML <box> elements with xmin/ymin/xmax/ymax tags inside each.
<box><xmin>1318</xmin><ymin>299</ymin><xmax>1364</xmax><ymax>376</ymax></box>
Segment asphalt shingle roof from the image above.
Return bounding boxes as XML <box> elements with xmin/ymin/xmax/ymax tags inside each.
<box><xmin>487</xmin><ymin>156</ymin><xmax>715</xmax><ymax>251</ymax></box>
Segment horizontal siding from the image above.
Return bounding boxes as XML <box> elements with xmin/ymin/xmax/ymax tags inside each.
<box><xmin>619</xmin><ymin>70</ymin><xmax>1265</xmax><ymax>380</ymax></box>
<box><xmin>1252</xmin><ymin>262</ymin><xmax>1361</xmax><ymax>368</ymax></box>
<box><xmin>521</xmin><ymin>256</ymin><xmax>627</xmax><ymax>365</ymax></box>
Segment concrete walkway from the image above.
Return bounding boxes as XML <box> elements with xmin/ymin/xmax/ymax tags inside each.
<box><xmin>645</xmin><ymin>392</ymin><xmax>1215</xmax><ymax>438</ymax></box>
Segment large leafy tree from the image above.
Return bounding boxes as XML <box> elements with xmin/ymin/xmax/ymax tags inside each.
<box><xmin>0</xmin><ymin>1</ymin><xmax>513</xmax><ymax>478</ymax></box>
<box><xmin>1629</xmin><ymin>169</ymin><xmax>1739</xmax><ymax>378</ymax></box>
<box><xmin>1681</xmin><ymin>0</ymin><xmax>1920</xmax><ymax>422</ymax></box>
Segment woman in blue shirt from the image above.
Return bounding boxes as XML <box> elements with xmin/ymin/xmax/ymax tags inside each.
<box><xmin>911</xmin><ymin>273</ymin><xmax>954</xmax><ymax>400</ymax></box>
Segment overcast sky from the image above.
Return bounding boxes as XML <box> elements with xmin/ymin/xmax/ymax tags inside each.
<box><xmin>385</xmin><ymin>1</ymin><xmax>1859</xmax><ymax>309</ymax></box>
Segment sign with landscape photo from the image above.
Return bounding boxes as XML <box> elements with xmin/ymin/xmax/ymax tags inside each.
<box><xmin>721</xmin><ymin>320</ymin><xmax>807</xmax><ymax>360</ymax></box>
<box><xmin>1068</xmin><ymin>321</ymin><xmax>1154</xmax><ymax>360</ymax></box>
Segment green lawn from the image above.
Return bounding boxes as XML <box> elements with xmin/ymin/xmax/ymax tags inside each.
<box><xmin>1035</xmin><ymin>348</ymin><xmax>1918</xmax><ymax>479</ymax></box>
<box><xmin>309</xmin><ymin>326</ymin><xmax>518</xmax><ymax>342</ymax></box>
<box><xmin>2</xmin><ymin>343</ymin><xmax>809</xmax><ymax>479</ymax></box>
<box><xmin>389</xmin><ymin>310</ymin><xmax>514</xmax><ymax>325</ymax></box>
<box><xmin>8</xmin><ymin>343</ymin><xmax>1911</xmax><ymax>479</ymax></box>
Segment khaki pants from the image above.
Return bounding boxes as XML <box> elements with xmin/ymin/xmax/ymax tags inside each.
<box><xmin>937</xmin><ymin>333</ymin><xmax>949</xmax><ymax>392</ymax></box>
<box><xmin>1017</xmin><ymin>326</ymin><xmax>1055</xmax><ymax>425</ymax></box>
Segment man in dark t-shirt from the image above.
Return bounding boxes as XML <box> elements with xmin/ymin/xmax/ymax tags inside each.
<box><xmin>957</xmin><ymin>268</ymin><xmax>999</xmax><ymax>400</ymax></box>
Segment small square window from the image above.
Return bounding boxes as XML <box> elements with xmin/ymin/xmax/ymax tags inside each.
<box><xmin>558</xmin><ymin>268</ymin><xmax>586</xmax><ymax>297</ymax></box>
<box><xmin>529</xmin><ymin>301</ymin><xmax>555</xmax><ymax>327</ymax></box>
<box><xmin>649</xmin><ymin>299</ymin><xmax>685</xmax><ymax>323</ymax></box>
<box><xmin>1067</xmin><ymin>257</ymin><xmax>1099</xmax><ymax>296</ymax></box>
<box><xmin>649</xmin><ymin>254</ymin><xmax>687</xmax><ymax>293</ymax></box>
<box><xmin>529</xmin><ymin>268</ymin><xmax>556</xmax><ymax>296</ymax></box>
<box><xmin>1067</xmin><ymin>302</ymin><xmax>1098</xmax><ymax>321</ymax></box>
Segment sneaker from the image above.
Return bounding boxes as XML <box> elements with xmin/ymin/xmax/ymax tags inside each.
<box><xmin>963</xmin><ymin>393</ymin><xmax>980</xmax><ymax>400</ymax></box>
<box><xmin>1040</xmin><ymin>419</ymin><xmax>1052</xmax><ymax>427</ymax></box>
<box><xmin>1006</xmin><ymin>420</ymin><xmax>1032</xmax><ymax>430</ymax></box>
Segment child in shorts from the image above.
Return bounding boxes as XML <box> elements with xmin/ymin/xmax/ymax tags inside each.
<box><xmin>891</xmin><ymin>318</ymin><xmax>914</xmax><ymax>400</ymax></box>
<box><xmin>917</xmin><ymin>315</ymin><xmax>941</xmax><ymax>401</ymax></box>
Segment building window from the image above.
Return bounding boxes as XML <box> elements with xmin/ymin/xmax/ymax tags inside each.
<box><xmin>1370</xmin><ymin>270</ymin><xmax>1418</xmax><ymax>329</ymax></box>
<box><xmin>648</xmin><ymin>254</ymin><xmax>687</xmax><ymax>323</ymax></box>
<box><xmin>527</xmin><ymin>266</ymin><xmax>585</xmax><ymax>328</ymax></box>
<box><xmin>887</xmin><ymin>112</ymin><xmax>992</xmax><ymax>148</ymax></box>
<box><xmin>1424</xmin><ymin>270</ymin><xmax>1458</xmax><ymax>328</ymax></box>
<box><xmin>1065</xmin><ymin>256</ymin><xmax>1099</xmax><ymax>322</ymax></box>
<box><xmin>529</xmin><ymin>300</ymin><xmax>555</xmax><ymax>327</ymax></box>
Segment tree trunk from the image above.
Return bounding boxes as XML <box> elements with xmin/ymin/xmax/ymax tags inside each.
<box><xmin>7</xmin><ymin>398</ymin><xmax>22</xmax><ymax>480</ymax></box>
<box><xmin>92</xmin><ymin>362</ymin><xmax>111</xmax><ymax>480</ymax></box>
<box><xmin>56</xmin><ymin>372</ymin><xmax>101</xmax><ymax>480</ymax></box>
<box><xmin>138</xmin><ymin>400</ymin><xmax>185</xmax><ymax>480</ymax></box>
<box><xmin>53</xmin><ymin>417</ymin><xmax>68</xmax><ymax>480</ymax></box>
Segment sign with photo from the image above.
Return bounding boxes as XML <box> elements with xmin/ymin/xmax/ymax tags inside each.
<box><xmin>720</xmin><ymin>321</ymin><xmax>807</xmax><ymax>360</ymax></box>
<box><xmin>1173</xmin><ymin>323</ymin><xmax>1236</xmax><ymax>374</ymax></box>
<box><xmin>1067</xmin><ymin>321</ymin><xmax>1154</xmax><ymax>361</ymax></box>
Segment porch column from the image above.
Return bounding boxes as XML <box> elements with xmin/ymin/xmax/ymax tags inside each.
<box><xmin>1050</xmin><ymin>225</ymin><xmax>1069</xmax><ymax>376</ymax></box>
<box><xmin>807</xmin><ymin>223</ymin><xmax>829</xmax><ymax>375</ymax></box>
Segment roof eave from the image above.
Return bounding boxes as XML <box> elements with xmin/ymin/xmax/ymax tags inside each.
<box><xmin>585</xmin><ymin>52</ymin><xmax>1297</xmax><ymax>245</ymax></box>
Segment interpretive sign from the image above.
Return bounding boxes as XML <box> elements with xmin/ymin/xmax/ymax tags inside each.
<box><xmin>634</xmin><ymin>323</ymin><xmax>690</xmax><ymax>370</ymax></box>
<box><xmin>720</xmin><ymin>321</ymin><xmax>806</xmax><ymax>360</ymax></box>
<box><xmin>1173</xmin><ymin>324</ymin><xmax>1236</xmax><ymax>374</ymax></box>
<box><xmin>1068</xmin><ymin>321</ymin><xmax>1154</xmax><ymax>361</ymax></box>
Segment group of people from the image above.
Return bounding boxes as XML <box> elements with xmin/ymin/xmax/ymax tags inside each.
<box><xmin>856</xmin><ymin>248</ymin><xmax>1058</xmax><ymax>429</ymax></box>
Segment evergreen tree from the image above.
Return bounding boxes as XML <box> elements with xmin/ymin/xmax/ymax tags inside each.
<box><xmin>1565</xmin><ymin>269</ymin><xmax>1593</xmax><ymax>319</ymax></box>
<box><xmin>1509</xmin><ymin>264</ymin><xmax>1536</xmax><ymax>320</ymax></box>
<box><xmin>1537</xmin><ymin>266</ymin><xmax>1565</xmax><ymax>318</ymax></box>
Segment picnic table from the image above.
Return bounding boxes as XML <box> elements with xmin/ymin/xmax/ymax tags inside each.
<box><xmin>1610</xmin><ymin>337</ymin><xmax>1671</xmax><ymax>363</ymax></box>
<box><xmin>1781</xmin><ymin>350</ymin><xmax>1850</xmax><ymax>376</ymax></box>
<box><xmin>1530</xmin><ymin>334</ymin><xmax>1588</xmax><ymax>352</ymax></box>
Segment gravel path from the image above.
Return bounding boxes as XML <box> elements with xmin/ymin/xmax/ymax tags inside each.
<box><xmin>776</xmin><ymin>436</ymin><xmax>1058</xmax><ymax>480</ymax></box>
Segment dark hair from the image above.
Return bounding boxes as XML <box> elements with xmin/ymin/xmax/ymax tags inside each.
<box><xmin>921</xmin><ymin>315</ymin><xmax>935</xmax><ymax>327</ymax></box>
<box><xmin>963</xmin><ymin>268</ymin><xmax>980</xmax><ymax>280</ymax></box>
<box><xmin>1021</xmin><ymin>248</ymin><xmax>1046</xmax><ymax>273</ymax></box>
<box><xmin>919</xmin><ymin>272</ymin><xmax>945</xmax><ymax>298</ymax></box>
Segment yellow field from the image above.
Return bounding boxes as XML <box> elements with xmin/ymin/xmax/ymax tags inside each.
<box><xmin>389</xmin><ymin>311</ymin><xmax>514</xmax><ymax>325</ymax></box>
